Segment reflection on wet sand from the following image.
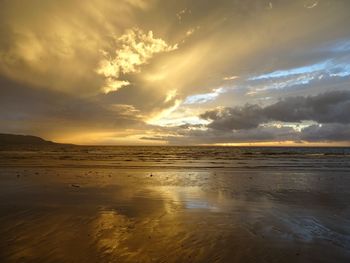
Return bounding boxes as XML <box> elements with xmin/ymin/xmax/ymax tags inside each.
<box><xmin>0</xmin><ymin>168</ymin><xmax>350</xmax><ymax>262</ymax></box>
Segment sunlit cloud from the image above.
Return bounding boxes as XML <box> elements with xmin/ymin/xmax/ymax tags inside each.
<box><xmin>176</xmin><ymin>8</ymin><xmax>191</xmax><ymax>22</ymax></box>
<box><xmin>97</xmin><ymin>28</ymin><xmax>178</xmax><ymax>93</ymax></box>
<box><xmin>223</xmin><ymin>76</ymin><xmax>239</xmax><ymax>81</ymax></box>
<box><xmin>304</xmin><ymin>0</ymin><xmax>319</xmax><ymax>9</ymax></box>
<box><xmin>146</xmin><ymin>99</ymin><xmax>183</xmax><ymax>126</ymax></box>
<box><xmin>0</xmin><ymin>0</ymin><xmax>154</xmax><ymax>95</ymax></box>
<box><xmin>102</xmin><ymin>79</ymin><xmax>131</xmax><ymax>94</ymax></box>
<box><xmin>186</xmin><ymin>29</ymin><xmax>194</xmax><ymax>37</ymax></box>
<box><xmin>164</xmin><ymin>89</ymin><xmax>178</xmax><ymax>103</ymax></box>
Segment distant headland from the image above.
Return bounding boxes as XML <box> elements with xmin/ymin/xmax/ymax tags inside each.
<box><xmin>0</xmin><ymin>133</ymin><xmax>63</xmax><ymax>146</ymax></box>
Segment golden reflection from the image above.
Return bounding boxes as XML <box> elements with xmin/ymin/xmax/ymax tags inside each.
<box><xmin>92</xmin><ymin>210</ymin><xmax>132</xmax><ymax>255</ymax></box>
<box><xmin>152</xmin><ymin>185</ymin><xmax>226</xmax><ymax>213</ymax></box>
<box><xmin>1</xmin><ymin>166</ymin><xmax>349</xmax><ymax>262</ymax></box>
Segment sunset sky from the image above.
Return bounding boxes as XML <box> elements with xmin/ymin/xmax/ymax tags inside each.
<box><xmin>1</xmin><ymin>0</ymin><xmax>350</xmax><ymax>145</ymax></box>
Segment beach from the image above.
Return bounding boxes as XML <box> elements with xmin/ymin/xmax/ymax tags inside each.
<box><xmin>0</xmin><ymin>146</ymin><xmax>349</xmax><ymax>262</ymax></box>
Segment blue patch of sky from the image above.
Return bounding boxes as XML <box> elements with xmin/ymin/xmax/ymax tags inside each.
<box><xmin>248</xmin><ymin>60</ymin><xmax>331</xmax><ymax>81</ymax></box>
<box><xmin>327</xmin><ymin>63</ymin><xmax>350</xmax><ymax>77</ymax></box>
<box><xmin>182</xmin><ymin>39</ymin><xmax>350</xmax><ymax>105</ymax></box>
<box><xmin>249</xmin><ymin>38</ymin><xmax>350</xmax><ymax>83</ymax></box>
<box><xmin>246</xmin><ymin>58</ymin><xmax>350</xmax><ymax>93</ymax></box>
<box><xmin>184</xmin><ymin>87</ymin><xmax>226</xmax><ymax>104</ymax></box>
<box><xmin>255</xmin><ymin>75</ymin><xmax>316</xmax><ymax>91</ymax></box>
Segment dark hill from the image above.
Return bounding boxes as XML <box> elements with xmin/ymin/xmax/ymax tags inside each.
<box><xmin>0</xmin><ymin>133</ymin><xmax>58</xmax><ymax>146</ymax></box>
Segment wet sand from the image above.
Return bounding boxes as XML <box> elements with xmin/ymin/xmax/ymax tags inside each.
<box><xmin>0</xmin><ymin>148</ymin><xmax>350</xmax><ymax>262</ymax></box>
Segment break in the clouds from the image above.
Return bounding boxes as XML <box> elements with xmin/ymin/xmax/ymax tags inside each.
<box><xmin>0</xmin><ymin>0</ymin><xmax>350</xmax><ymax>145</ymax></box>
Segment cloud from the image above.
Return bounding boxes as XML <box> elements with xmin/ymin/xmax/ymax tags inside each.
<box><xmin>0</xmin><ymin>77</ymin><xmax>146</xmax><ymax>140</ymax></box>
<box><xmin>264</xmin><ymin>90</ymin><xmax>350</xmax><ymax>123</ymax></box>
<box><xmin>304</xmin><ymin>0</ymin><xmax>319</xmax><ymax>9</ymax></box>
<box><xmin>97</xmin><ymin>28</ymin><xmax>178</xmax><ymax>93</ymax></box>
<box><xmin>245</xmin><ymin>57</ymin><xmax>350</xmax><ymax>95</ymax></box>
<box><xmin>201</xmin><ymin>90</ymin><xmax>350</xmax><ymax>130</ymax></box>
<box><xmin>300</xmin><ymin>124</ymin><xmax>350</xmax><ymax>142</ymax></box>
<box><xmin>0</xmin><ymin>0</ymin><xmax>155</xmax><ymax>95</ymax></box>
<box><xmin>1</xmin><ymin>0</ymin><xmax>350</xmax><ymax>145</ymax></box>
<box><xmin>142</xmin><ymin>125</ymin><xmax>297</xmax><ymax>145</ymax></box>
<box><xmin>176</xmin><ymin>8</ymin><xmax>191</xmax><ymax>22</ymax></box>
<box><xmin>223</xmin><ymin>76</ymin><xmax>239</xmax><ymax>81</ymax></box>
<box><xmin>144</xmin><ymin>121</ymin><xmax>350</xmax><ymax>145</ymax></box>
<box><xmin>101</xmin><ymin>80</ymin><xmax>131</xmax><ymax>94</ymax></box>
<box><xmin>201</xmin><ymin>104</ymin><xmax>266</xmax><ymax>130</ymax></box>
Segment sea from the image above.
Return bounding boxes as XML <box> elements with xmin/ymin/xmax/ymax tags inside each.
<box><xmin>1</xmin><ymin>145</ymin><xmax>350</xmax><ymax>170</ymax></box>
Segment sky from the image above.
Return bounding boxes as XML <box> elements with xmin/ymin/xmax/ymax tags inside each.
<box><xmin>1</xmin><ymin>0</ymin><xmax>350</xmax><ymax>145</ymax></box>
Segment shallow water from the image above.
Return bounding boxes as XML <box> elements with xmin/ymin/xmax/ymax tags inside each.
<box><xmin>0</xmin><ymin>146</ymin><xmax>349</xmax><ymax>262</ymax></box>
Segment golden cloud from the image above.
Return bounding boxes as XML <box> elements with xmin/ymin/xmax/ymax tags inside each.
<box><xmin>97</xmin><ymin>28</ymin><xmax>178</xmax><ymax>93</ymax></box>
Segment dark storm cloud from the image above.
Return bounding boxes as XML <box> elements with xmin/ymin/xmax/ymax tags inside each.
<box><xmin>201</xmin><ymin>104</ymin><xmax>267</xmax><ymax>130</ymax></box>
<box><xmin>300</xmin><ymin>124</ymin><xmax>350</xmax><ymax>142</ymax></box>
<box><xmin>264</xmin><ymin>90</ymin><xmax>350</xmax><ymax>123</ymax></box>
<box><xmin>142</xmin><ymin>125</ymin><xmax>297</xmax><ymax>145</ymax></box>
<box><xmin>201</xmin><ymin>91</ymin><xmax>350</xmax><ymax>131</ymax></box>
<box><xmin>146</xmin><ymin>123</ymin><xmax>350</xmax><ymax>145</ymax></box>
<box><xmin>0</xmin><ymin>77</ymin><xmax>145</xmax><ymax>137</ymax></box>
